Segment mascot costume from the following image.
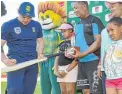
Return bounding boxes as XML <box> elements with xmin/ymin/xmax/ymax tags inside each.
<box><xmin>38</xmin><ymin>2</ymin><xmax>66</xmax><ymax>94</ymax></box>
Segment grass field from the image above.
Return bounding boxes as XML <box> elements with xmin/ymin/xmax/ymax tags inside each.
<box><xmin>1</xmin><ymin>81</ymin><xmax>41</xmax><ymax>94</ymax></box>
<box><xmin>1</xmin><ymin>81</ymin><xmax>82</xmax><ymax>94</ymax></box>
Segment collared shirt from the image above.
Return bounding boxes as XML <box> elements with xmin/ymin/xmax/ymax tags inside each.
<box><xmin>75</xmin><ymin>15</ymin><xmax>104</xmax><ymax>62</ymax></box>
<box><xmin>1</xmin><ymin>18</ymin><xmax>43</xmax><ymax>57</ymax></box>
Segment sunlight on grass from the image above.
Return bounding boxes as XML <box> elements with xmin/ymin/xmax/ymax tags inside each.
<box><xmin>1</xmin><ymin>81</ymin><xmax>82</xmax><ymax>94</ymax></box>
<box><xmin>1</xmin><ymin>82</ymin><xmax>41</xmax><ymax>94</ymax></box>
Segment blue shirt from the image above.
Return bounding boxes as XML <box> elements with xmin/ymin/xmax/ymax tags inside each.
<box><xmin>75</xmin><ymin>15</ymin><xmax>104</xmax><ymax>62</ymax></box>
<box><xmin>1</xmin><ymin>18</ymin><xmax>43</xmax><ymax>57</ymax></box>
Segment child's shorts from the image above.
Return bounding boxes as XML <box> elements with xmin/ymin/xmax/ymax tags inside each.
<box><xmin>57</xmin><ymin>64</ymin><xmax>78</xmax><ymax>82</ymax></box>
<box><xmin>106</xmin><ymin>78</ymin><xmax>122</xmax><ymax>90</ymax></box>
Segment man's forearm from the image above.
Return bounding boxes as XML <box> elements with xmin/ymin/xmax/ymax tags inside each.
<box><xmin>86</xmin><ymin>40</ymin><xmax>101</xmax><ymax>54</ymax></box>
<box><xmin>54</xmin><ymin>56</ymin><xmax>59</xmax><ymax>70</ymax></box>
<box><xmin>37</xmin><ymin>38</ymin><xmax>44</xmax><ymax>54</ymax></box>
<box><xmin>78</xmin><ymin>40</ymin><xmax>101</xmax><ymax>58</ymax></box>
<box><xmin>1</xmin><ymin>53</ymin><xmax>6</xmax><ymax>62</ymax></box>
<box><xmin>1</xmin><ymin>48</ymin><xmax>7</xmax><ymax>63</ymax></box>
<box><xmin>84</xmin><ymin>35</ymin><xmax>101</xmax><ymax>55</ymax></box>
<box><xmin>1</xmin><ymin>40</ymin><xmax>10</xmax><ymax>63</ymax></box>
<box><xmin>38</xmin><ymin>43</ymin><xmax>44</xmax><ymax>54</ymax></box>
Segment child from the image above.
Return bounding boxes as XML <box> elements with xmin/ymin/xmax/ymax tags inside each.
<box><xmin>104</xmin><ymin>17</ymin><xmax>122</xmax><ymax>94</ymax></box>
<box><xmin>54</xmin><ymin>23</ymin><xmax>78</xmax><ymax>94</ymax></box>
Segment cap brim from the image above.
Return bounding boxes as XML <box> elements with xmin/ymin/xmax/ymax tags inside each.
<box><xmin>57</xmin><ymin>27</ymin><xmax>73</xmax><ymax>30</ymax></box>
<box><xmin>57</xmin><ymin>25</ymin><xmax>73</xmax><ymax>30</ymax></box>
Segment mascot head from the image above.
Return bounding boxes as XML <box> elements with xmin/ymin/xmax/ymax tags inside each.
<box><xmin>38</xmin><ymin>2</ymin><xmax>66</xmax><ymax>30</ymax></box>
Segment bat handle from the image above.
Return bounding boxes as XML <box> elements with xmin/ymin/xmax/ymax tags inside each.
<box><xmin>45</xmin><ymin>52</ymin><xmax>63</xmax><ymax>58</ymax></box>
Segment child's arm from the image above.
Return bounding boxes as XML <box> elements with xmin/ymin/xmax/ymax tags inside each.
<box><xmin>103</xmin><ymin>52</ymin><xmax>106</xmax><ymax>70</ymax></box>
<box><xmin>54</xmin><ymin>56</ymin><xmax>59</xmax><ymax>71</ymax></box>
<box><xmin>65</xmin><ymin>59</ymin><xmax>78</xmax><ymax>73</ymax></box>
<box><xmin>54</xmin><ymin>56</ymin><xmax>61</xmax><ymax>77</ymax></box>
<box><xmin>59</xmin><ymin>59</ymin><xmax>78</xmax><ymax>78</ymax></box>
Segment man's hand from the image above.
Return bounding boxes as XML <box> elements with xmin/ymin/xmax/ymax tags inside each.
<box><xmin>97</xmin><ymin>68</ymin><xmax>102</xmax><ymax>79</ymax></box>
<box><xmin>3</xmin><ymin>58</ymin><xmax>16</xmax><ymax>66</ymax></box>
<box><xmin>37</xmin><ymin>53</ymin><xmax>44</xmax><ymax>59</ymax></box>
<box><xmin>59</xmin><ymin>71</ymin><xmax>67</xmax><ymax>78</ymax></box>
<box><xmin>71</xmin><ymin>48</ymin><xmax>88</xmax><ymax>58</ymax></box>
<box><xmin>64</xmin><ymin>51</ymin><xmax>74</xmax><ymax>59</ymax></box>
<box><xmin>68</xmin><ymin>48</ymin><xmax>80</xmax><ymax>58</ymax></box>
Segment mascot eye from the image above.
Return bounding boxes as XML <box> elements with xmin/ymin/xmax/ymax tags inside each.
<box><xmin>41</xmin><ymin>16</ymin><xmax>44</xmax><ymax>20</ymax></box>
<box><xmin>46</xmin><ymin>15</ymin><xmax>50</xmax><ymax>18</ymax></box>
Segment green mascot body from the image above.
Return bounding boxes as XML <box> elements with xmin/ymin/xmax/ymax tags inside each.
<box><xmin>38</xmin><ymin>2</ymin><xmax>66</xmax><ymax>94</ymax></box>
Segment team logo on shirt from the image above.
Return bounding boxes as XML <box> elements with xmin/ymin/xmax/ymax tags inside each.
<box><xmin>32</xmin><ymin>27</ymin><xmax>36</xmax><ymax>32</ymax></box>
<box><xmin>85</xmin><ymin>24</ymin><xmax>92</xmax><ymax>27</ymax></box>
<box><xmin>14</xmin><ymin>27</ymin><xmax>21</xmax><ymax>34</ymax></box>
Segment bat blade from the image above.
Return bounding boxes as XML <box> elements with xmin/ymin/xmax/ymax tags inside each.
<box><xmin>1</xmin><ymin>57</ymin><xmax>47</xmax><ymax>73</ymax></box>
<box><xmin>1</xmin><ymin>52</ymin><xmax>62</xmax><ymax>73</ymax></box>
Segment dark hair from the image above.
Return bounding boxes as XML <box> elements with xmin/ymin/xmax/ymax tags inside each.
<box><xmin>108</xmin><ymin>17</ymin><xmax>122</xmax><ymax>27</ymax></box>
<box><xmin>73</xmin><ymin>1</ymin><xmax>88</xmax><ymax>9</ymax></box>
<box><xmin>81</xmin><ymin>1</ymin><xmax>88</xmax><ymax>8</ymax></box>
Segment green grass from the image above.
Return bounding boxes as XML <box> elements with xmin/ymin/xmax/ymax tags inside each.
<box><xmin>1</xmin><ymin>82</ymin><xmax>6</xmax><ymax>94</ymax></box>
<box><xmin>1</xmin><ymin>82</ymin><xmax>82</xmax><ymax>94</ymax></box>
<box><xmin>34</xmin><ymin>81</ymin><xmax>41</xmax><ymax>94</ymax></box>
<box><xmin>1</xmin><ymin>82</ymin><xmax>41</xmax><ymax>94</ymax></box>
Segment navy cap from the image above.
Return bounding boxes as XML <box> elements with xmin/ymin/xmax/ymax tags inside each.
<box><xmin>18</xmin><ymin>2</ymin><xmax>35</xmax><ymax>17</ymax></box>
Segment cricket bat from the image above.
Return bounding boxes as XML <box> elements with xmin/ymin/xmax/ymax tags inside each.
<box><xmin>1</xmin><ymin>52</ymin><xmax>63</xmax><ymax>73</ymax></box>
<box><xmin>1</xmin><ymin>58</ymin><xmax>47</xmax><ymax>73</ymax></box>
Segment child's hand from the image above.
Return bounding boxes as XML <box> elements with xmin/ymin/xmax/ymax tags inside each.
<box><xmin>54</xmin><ymin>69</ymin><xmax>61</xmax><ymax>78</ymax></box>
<box><xmin>37</xmin><ymin>53</ymin><xmax>44</xmax><ymax>59</ymax></box>
<box><xmin>59</xmin><ymin>71</ymin><xmax>67</xmax><ymax>78</ymax></box>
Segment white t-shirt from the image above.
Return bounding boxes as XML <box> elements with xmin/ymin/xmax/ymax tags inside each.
<box><xmin>104</xmin><ymin>40</ymin><xmax>122</xmax><ymax>79</ymax></box>
<box><xmin>101</xmin><ymin>28</ymin><xmax>112</xmax><ymax>71</ymax></box>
